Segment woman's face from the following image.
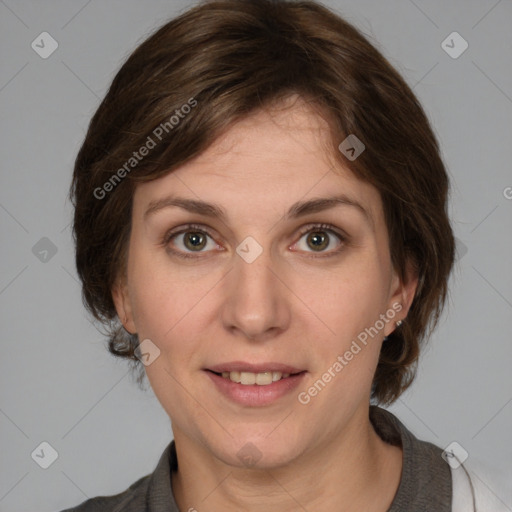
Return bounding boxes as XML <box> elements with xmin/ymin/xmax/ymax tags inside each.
<box><xmin>114</xmin><ymin>98</ymin><xmax>414</xmax><ymax>469</ymax></box>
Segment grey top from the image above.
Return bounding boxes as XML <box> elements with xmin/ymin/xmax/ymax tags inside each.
<box><xmin>60</xmin><ymin>406</ymin><xmax>452</xmax><ymax>511</ymax></box>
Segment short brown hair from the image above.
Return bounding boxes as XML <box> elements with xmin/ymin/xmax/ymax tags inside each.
<box><xmin>71</xmin><ymin>0</ymin><xmax>455</xmax><ymax>405</ymax></box>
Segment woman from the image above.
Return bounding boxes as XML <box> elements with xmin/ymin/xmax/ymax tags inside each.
<box><xmin>62</xmin><ymin>0</ymin><xmax>502</xmax><ymax>510</ymax></box>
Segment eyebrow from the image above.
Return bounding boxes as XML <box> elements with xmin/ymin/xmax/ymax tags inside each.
<box><xmin>144</xmin><ymin>194</ymin><xmax>374</xmax><ymax>228</ymax></box>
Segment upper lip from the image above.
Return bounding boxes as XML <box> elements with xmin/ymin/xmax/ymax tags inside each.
<box><xmin>206</xmin><ymin>361</ymin><xmax>306</xmax><ymax>374</ymax></box>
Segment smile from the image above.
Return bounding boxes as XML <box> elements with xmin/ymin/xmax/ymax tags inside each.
<box><xmin>218</xmin><ymin>370</ymin><xmax>292</xmax><ymax>385</ymax></box>
<box><xmin>204</xmin><ymin>369</ymin><xmax>307</xmax><ymax>406</ymax></box>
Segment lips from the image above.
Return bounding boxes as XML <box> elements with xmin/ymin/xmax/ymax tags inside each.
<box><xmin>205</xmin><ymin>368</ymin><xmax>307</xmax><ymax>406</ymax></box>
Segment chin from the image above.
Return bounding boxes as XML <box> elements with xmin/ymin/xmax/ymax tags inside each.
<box><xmin>214</xmin><ymin>431</ymin><xmax>305</xmax><ymax>470</ymax></box>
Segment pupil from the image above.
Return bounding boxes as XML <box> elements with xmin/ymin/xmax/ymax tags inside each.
<box><xmin>185</xmin><ymin>232</ymin><xmax>205</xmax><ymax>250</ymax></box>
<box><xmin>308</xmin><ymin>232</ymin><xmax>328</xmax><ymax>251</ymax></box>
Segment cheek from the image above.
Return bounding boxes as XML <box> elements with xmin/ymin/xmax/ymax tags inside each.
<box><xmin>292</xmin><ymin>253</ymin><xmax>389</xmax><ymax>391</ymax></box>
<box><xmin>127</xmin><ymin>259</ymin><xmax>206</xmax><ymax>406</ymax></box>
<box><xmin>129</xmin><ymin>275</ymin><xmax>195</xmax><ymax>350</ymax></box>
<box><xmin>297</xmin><ymin>253</ymin><xmax>390</xmax><ymax>338</ymax></box>
<box><xmin>126</xmin><ymin>246</ymin><xmax>216</xmax><ymax>363</ymax></box>
<box><xmin>127</xmin><ymin>240</ymin><xmax>184</xmax><ymax>332</ymax></box>
<box><xmin>295</xmin><ymin>270</ymin><xmax>385</xmax><ymax>413</ymax></box>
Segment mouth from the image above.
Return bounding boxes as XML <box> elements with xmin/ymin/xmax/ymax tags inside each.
<box><xmin>206</xmin><ymin>369</ymin><xmax>306</xmax><ymax>386</ymax></box>
<box><xmin>204</xmin><ymin>361</ymin><xmax>306</xmax><ymax>387</ymax></box>
<box><xmin>204</xmin><ymin>367</ymin><xmax>307</xmax><ymax>406</ymax></box>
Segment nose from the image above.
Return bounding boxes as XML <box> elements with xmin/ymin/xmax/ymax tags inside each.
<box><xmin>220</xmin><ymin>245</ymin><xmax>291</xmax><ymax>342</ymax></box>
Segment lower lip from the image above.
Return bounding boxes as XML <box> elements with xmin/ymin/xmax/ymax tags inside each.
<box><xmin>205</xmin><ymin>370</ymin><xmax>307</xmax><ymax>406</ymax></box>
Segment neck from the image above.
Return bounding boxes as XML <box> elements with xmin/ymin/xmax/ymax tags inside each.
<box><xmin>171</xmin><ymin>407</ymin><xmax>402</xmax><ymax>512</ymax></box>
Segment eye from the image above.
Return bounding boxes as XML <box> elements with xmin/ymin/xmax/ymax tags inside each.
<box><xmin>292</xmin><ymin>223</ymin><xmax>346</xmax><ymax>256</ymax></box>
<box><xmin>163</xmin><ymin>224</ymin><xmax>220</xmax><ymax>259</ymax></box>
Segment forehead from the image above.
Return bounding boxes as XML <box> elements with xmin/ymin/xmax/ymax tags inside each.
<box><xmin>188</xmin><ymin>97</ymin><xmax>338</xmax><ymax>176</ymax></box>
<box><xmin>133</xmin><ymin>98</ymin><xmax>383</xmax><ymax>226</ymax></box>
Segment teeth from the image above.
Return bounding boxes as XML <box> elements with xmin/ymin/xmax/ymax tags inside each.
<box><xmin>219</xmin><ymin>370</ymin><xmax>292</xmax><ymax>385</ymax></box>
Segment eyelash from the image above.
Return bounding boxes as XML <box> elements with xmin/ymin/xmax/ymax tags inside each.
<box><xmin>162</xmin><ymin>223</ymin><xmax>347</xmax><ymax>260</ymax></box>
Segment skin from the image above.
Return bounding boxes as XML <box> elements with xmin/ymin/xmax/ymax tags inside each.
<box><xmin>113</xmin><ymin>95</ymin><xmax>418</xmax><ymax>512</ymax></box>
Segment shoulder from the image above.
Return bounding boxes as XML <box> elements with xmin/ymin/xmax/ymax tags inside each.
<box><xmin>451</xmin><ymin>457</ymin><xmax>512</xmax><ymax>512</ymax></box>
<box><xmin>57</xmin><ymin>440</ymin><xmax>176</xmax><ymax>512</ymax></box>
<box><xmin>58</xmin><ymin>473</ymin><xmax>151</xmax><ymax>512</ymax></box>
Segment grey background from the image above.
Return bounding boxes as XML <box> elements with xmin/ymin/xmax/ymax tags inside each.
<box><xmin>1</xmin><ymin>0</ymin><xmax>511</xmax><ymax>510</ymax></box>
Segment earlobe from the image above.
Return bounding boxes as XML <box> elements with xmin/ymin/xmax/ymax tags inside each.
<box><xmin>112</xmin><ymin>279</ymin><xmax>137</xmax><ymax>334</ymax></box>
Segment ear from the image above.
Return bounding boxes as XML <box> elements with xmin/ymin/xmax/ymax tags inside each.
<box><xmin>384</xmin><ymin>259</ymin><xmax>419</xmax><ymax>337</ymax></box>
<box><xmin>112</xmin><ymin>277</ymin><xmax>137</xmax><ymax>334</ymax></box>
